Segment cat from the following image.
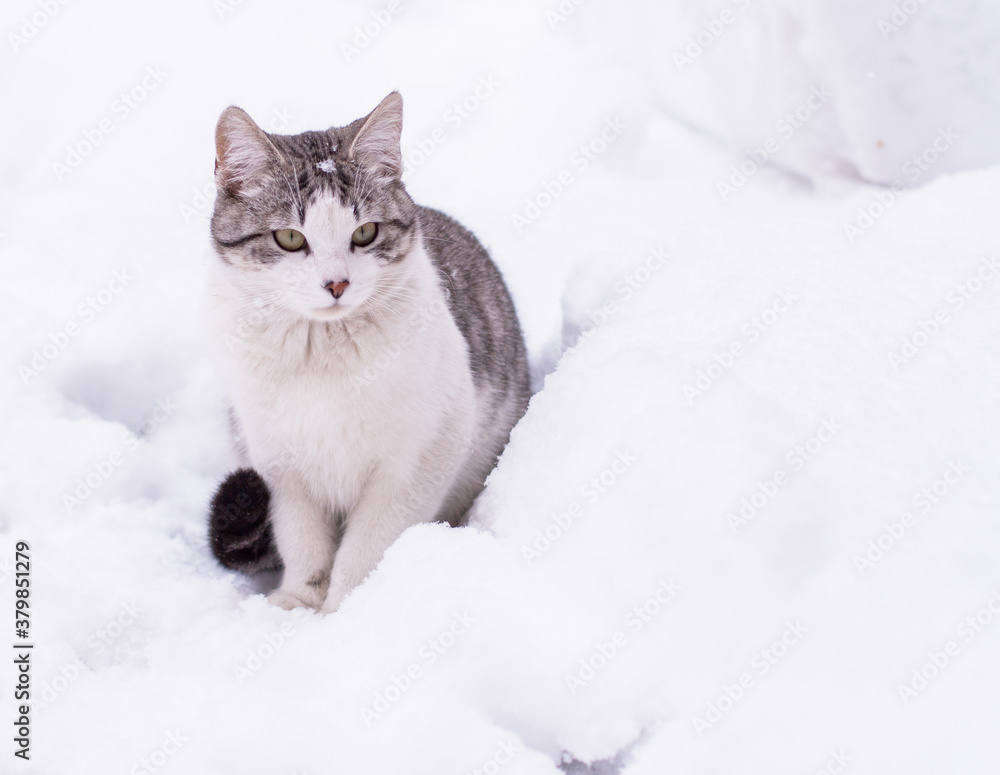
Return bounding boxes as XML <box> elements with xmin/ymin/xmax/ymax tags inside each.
<box><xmin>205</xmin><ymin>92</ymin><xmax>530</xmax><ymax>613</ymax></box>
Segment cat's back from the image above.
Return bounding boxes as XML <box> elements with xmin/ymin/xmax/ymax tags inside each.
<box><xmin>417</xmin><ymin>206</ymin><xmax>530</xmax><ymax>406</ymax></box>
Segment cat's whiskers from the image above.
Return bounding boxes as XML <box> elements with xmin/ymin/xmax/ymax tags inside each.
<box><xmin>362</xmin><ymin>290</ymin><xmax>411</xmax><ymax>329</ymax></box>
<box><xmin>368</xmin><ymin>278</ymin><xmax>425</xmax><ymax>314</ymax></box>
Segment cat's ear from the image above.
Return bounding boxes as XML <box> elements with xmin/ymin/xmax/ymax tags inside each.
<box><xmin>215</xmin><ymin>106</ymin><xmax>281</xmax><ymax>196</ymax></box>
<box><xmin>348</xmin><ymin>91</ymin><xmax>404</xmax><ymax>180</ymax></box>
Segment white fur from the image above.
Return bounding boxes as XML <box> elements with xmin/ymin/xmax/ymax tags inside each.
<box><xmin>207</xmin><ymin>194</ymin><xmax>480</xmax><ymax>612</ymax></box>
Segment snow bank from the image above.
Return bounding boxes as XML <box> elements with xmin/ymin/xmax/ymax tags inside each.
<box><xmin>632</xmin><ymin>0</ymin><xmax>1000</xmax><ymax>186</ymax></box>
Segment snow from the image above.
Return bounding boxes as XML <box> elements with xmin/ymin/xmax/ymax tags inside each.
<box><xmin>638</xmin><ymin>0</ymin><xmax>1000</xmax><ymax>186</ymax></box>
<box><xmin>2</xmin><ymin>0</ymin><xmax>999</xmax><ymax>773</ymax></box>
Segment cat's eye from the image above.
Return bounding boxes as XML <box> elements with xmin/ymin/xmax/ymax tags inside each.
<box><xmin>274</xmin><ymin>229</ymin><xmax>306</xmax><ymax>251</ymax></box>
<box><xmin>351</xmin><ymin>222</ymin><xmax>378</xmax><ymax>247</ymax></box>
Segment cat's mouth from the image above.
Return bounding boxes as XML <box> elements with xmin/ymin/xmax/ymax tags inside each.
<box><xmin>307</xmin><ymin>303</ymin><xmax>353</xmax><ymax>321</ymax></box>
<box><xmin>304</xmin><ymin>287</ymin><xmax>372</xmax><ymax>321</ymax></box>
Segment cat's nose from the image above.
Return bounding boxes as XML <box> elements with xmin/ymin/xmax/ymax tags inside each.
<box><xmin>324</xmin><ymin>279</ymin><xmax>350</xmax><ymax>299</ymax></box>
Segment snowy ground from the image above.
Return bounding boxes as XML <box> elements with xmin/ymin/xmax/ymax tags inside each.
<box><xmin>2</xmin><ymin>1</ymin><xmax>999</xmax><ymax>773</ymax></box>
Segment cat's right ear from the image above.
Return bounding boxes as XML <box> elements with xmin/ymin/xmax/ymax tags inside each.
<box><xmin>215</xmin><ymin>106</ymin><xmax>279</xmax><ymax>197</ymax></box>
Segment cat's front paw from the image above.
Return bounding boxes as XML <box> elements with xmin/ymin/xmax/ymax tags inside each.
<box><xmin>319</xmin><ymin>586</ymin><xmax>348</xmax><ymax>615</ymax></box>
<box><xmin>267</xmin><ymin>588</ymin><xmax>318</xmax><ymax>611</ymax></box>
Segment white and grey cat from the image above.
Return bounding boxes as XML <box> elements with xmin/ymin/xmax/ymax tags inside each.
<box><xmin>206</xmin><ymin>92</ymin><xmax>529</xmax><ymax>613</ymax></box>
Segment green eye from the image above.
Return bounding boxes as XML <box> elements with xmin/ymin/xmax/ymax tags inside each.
<box><xmin>351</xmin><ymin>222</ymin><xmax>378</xmax><ymax>247</ymax></box>
<box><xmin>274</xmin><ymin>229</ymin><xmax>306</xmax><ymax>251</ymax></box>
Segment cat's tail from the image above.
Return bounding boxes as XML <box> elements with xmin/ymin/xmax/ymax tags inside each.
<box><xmin>208</xmin><ymin>468</ymin><xmax>283</xmax><ymax>573</ymax></box>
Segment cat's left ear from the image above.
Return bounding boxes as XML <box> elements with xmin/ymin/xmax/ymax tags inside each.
<box><xmin>348</xmin><ymin>91</ymin><xmax>404</xmax><ymax>180</ymax></box>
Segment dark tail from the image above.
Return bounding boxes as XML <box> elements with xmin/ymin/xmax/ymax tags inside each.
<box><xmin>208</xmin><ymin>468</ymin><xmax>283</xmax><ymax>573</ymax></box>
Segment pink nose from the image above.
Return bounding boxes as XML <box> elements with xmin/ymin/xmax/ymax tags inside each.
<box><xmin>324</xmin><ymin>280</ymin><xmax>350</xmax><ymax>299</ymax></box>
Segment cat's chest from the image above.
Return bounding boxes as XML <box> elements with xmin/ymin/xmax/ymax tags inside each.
<box><xmin>230</xmin><ymin>321</ymin><xmax>417</xmax><ymax>431</ymax></box>
<box><xmin>222</xmin><ymin>311</ymin><xmax>469</xmax><ymax>476</ymax></box>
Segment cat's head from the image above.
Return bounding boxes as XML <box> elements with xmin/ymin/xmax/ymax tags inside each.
<box><xmin>210</xmin><ymin>92</ymin><xmax>419</xmax><ymax>322</ymax></box>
